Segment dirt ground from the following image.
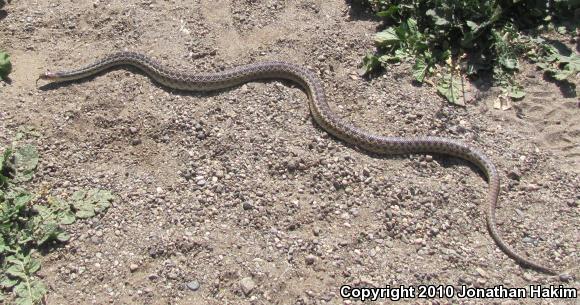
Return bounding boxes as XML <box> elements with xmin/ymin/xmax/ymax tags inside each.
<box><xmin>1</xmin><ymin>1</ymin><xmax>578</xmax><ymax>305</ymax></box>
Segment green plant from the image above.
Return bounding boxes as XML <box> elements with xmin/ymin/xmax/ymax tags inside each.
<box><xmin>0</xmin><ymin>51</ymin><xmax>11</xmax><ymax>80</ymax></box>
<box><xmin>1</xmin><ymin>143</ymin><xmax>115</xmax><ymax>304</ymax></box>
<box><xmin>358</xmin><ymin>0</ymin><xmax>579</xmax><ymax>105</ymax></box>
<box><xmin>0</xmin><ymin>0</ymin><xmax>11</xmax><ymax>10</ymax></box>
<box><xmin>1</xmin><ymin>0</ymin><xmax>12</xmax><ymax>81</ymax></box>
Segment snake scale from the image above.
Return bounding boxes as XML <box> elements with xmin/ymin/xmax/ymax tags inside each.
<box><xmin>40</xmin><ymin>51</ymin><xmax>558</xmax><ymax>275</ymax></box>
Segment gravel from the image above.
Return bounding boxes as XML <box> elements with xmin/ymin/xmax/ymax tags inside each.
<box><xmin>239</xmin><ymin>277</ymin><xmax>256</xmax><ymax>296</ymax></box>
<box><xmin>0</xmin><ymin>0</ymin><xmax>578</xmax><ymax>304</ymax></box>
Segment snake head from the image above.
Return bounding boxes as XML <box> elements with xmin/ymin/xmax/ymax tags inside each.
<box><xmin>38</xmin><ymin>71</ymin><xmax>58</xmax><ymax>81</ymax></box>
<box><xmin>36</xmin><ymin>71</ymin><xmax>58</xmax><ymax>87</ymax></box>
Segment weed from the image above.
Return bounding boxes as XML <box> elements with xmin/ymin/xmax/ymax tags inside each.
<box><xmin>0</xmin><ymin>52</ymin><xmax>10</xmax><ymax>80</ymax></box>
<box><xmin>357</xmin><ymin>0</ymin><xmax>579</xmax><ymax>105</ymax></box>
<box><xmin>0</xmin><ymin>142</ymin><xmax>115</xmax><ymax>304</ymax></box>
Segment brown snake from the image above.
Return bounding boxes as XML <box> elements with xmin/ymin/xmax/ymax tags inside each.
<box><xmin>40</xmin><ymin>51</ymin><xmax>558</xmax><ymax>275</ymax></box>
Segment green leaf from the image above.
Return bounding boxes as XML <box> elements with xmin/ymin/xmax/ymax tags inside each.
<box><xmin>412</xmin><ymin>57</ymin><xmax>429</xmax><ymax>82</ymax></box>
<box><xmin>0</xmin><ymin>51</ymin><xmax>11</xmax><ymax>80</ymax></box>
<box><xmin>360</xmin><ymin>54</ymin><xmax>380</xmax><ymax>75</ymax></box>
<box><xmin>35</xmin><ymin>220</ymin><xmax>60</xmax><ymax>245</ymax></box>
<box><xmin>553</xmin><ymin>69</ymin><xmax>572</xmax><ymax>80</ymax></box>
<box><xmin>378</xmin><ymin>54</ymin><xmax>401</xmax><ymax>64</ymax></box>
<box><xmin>554</xmin><ymin>54</ymin><xmax>579</xmax><ymax>80</ymax></box>
<box><xmin>71</xmin><ymin>189</ymin><xmax>86</xmax><ymax>201</ymax></box>
<box><xmin>375</xmin><ymin>27</ymin><xmax>400</xmax><ymax>47</ymax></box>
<box><xmin>74</xmin><ymin>204</ymin><xmax>96</xmax><ymax>219</ymax></box>
<box><xmin>28</xmin><ymin>259</ymin><xmax>41</xmax><ymax>274</ymax></box>
<box><xmin>56</xmin><ymin>231</ymin><xmax>70</xmax><ymax>242</ymax></box>
<box><xmin>14</xmin><ymin>280</ymin><xmax>46</xmax><ymax>305</ymax></box>
<box><xmin>499</xmin><ymin>56</ymin><xmax>518</xmax><ymax>70</ymax></box>
<box><xmin>437</xmin><ymin>76</ymin><xmax>464</xmax><ymax>106</ymax></box>
<box><xmin>426</xmin><ymin>9</ymin><xmax>449</xmax><ymax>26</ymax></box>
<box><xmin>14</xmin><ymin>192</ymin><xmax>34</xmax><ymax>207</ymax></box>
<box><xmin>393</xmin><ymin>48</ymin><xmax>411</xmax><ymax>61</ymax></box>
<box><xmin>87</xmin><ymin>189</ymin><xmax>114</xmax><ymax>213</ymax></box>
<box><xmin>0</xmin><ymin>148</ymin><xmax>10</xmax><ymax>168</ymax></box>
<box><xmin>0</xmin><ymin>277</ymin><xmax>19</xmax><ymax>288</ymax></box>
<box><xmin>376</xmin><ymin>5</ymin><xmax>398</xmax><ymax>19</ymax></box>
<box><xmin>466</xmin><ymin>20</ymin><xmax>478</xmax><ymax>30</ymax></box>
<box><xmin>59</xmin><ymin>211</ymin><xmax>76</xmax><ymax>225</ymax></box>
<box><xmin>507</xmin><ymin>85</ymin><xmax>526</xmax><ymax>100</ymax></box>
<box><xmin>406</xmin><ymin>18</ymin><xmax>418</xmax><ymax>34</ymax></box>
<box><xmin>45</xmin><ymin>196</ymin><xmax>76</xmax><ymax>225</ymax></box>
<box><xmin>0</xmin><ymin>236</ymin><xmax>6</xmax><ymax>254</ymax></box>
<box><xmin>13</xmin><ymin>145</ymin><xmax>39</xmax><ymax>182</ymax></box>
<box><xmin>6</xmin><ymin>264</ymin><xmax>27</xmax><ymax>279</ymax></box>
<box><xmin>71</xmin><ymin>188</ymin><xmax>114</xmax><ymax>218</ymax></box>
<box><xmin>0</xmin><ymin>148</ymin><xmax>14</xmax><ymax>185</ymax></box>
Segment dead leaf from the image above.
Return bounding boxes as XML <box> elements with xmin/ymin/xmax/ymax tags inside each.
<box><xmin>494</xmin><ymin>94</ymin><xmax>512</xmax><ymax>110</ymax></box>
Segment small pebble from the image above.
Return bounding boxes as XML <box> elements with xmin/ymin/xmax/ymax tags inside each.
<box><xmin>312</xmin><ymin>227</ymin><xmax>321</xmax><ymax>236</ymax></box>
<box><xmin>239</xmin><ymin>277</ymin><xmax>256</xmax><ymax>296</ymax></box>
<box><xmin>524</xmin><ymin>184</ymin><xmax>540</xmax><ymax>191</ymax></box>
<box><xmin>186</xmin><ymin>280</ymin><xmax>200</xmax><ymax>291</ymax></box>
<box><xmin>242</xmin><ymin>201</ymin><xmax>254</xmax><ymax>210</ymax></box>
<box><xmin>522</xmin><ymin>273</ymin><xmax>535</xmax><ymax>281</ymax></box>
<box><xmin>475</xmin><ymin>267</ymin><xmax>487</xmax><ymax>278</ymax></box>
<box><xmin>507</xmin><ymin>168</ymin><xmax>521</xmax><ymax>180</ymax></box>
<box><xmin>559</xmin><ymin>274</ymin><xmax>574</xmax><ymax>282</ymax></box>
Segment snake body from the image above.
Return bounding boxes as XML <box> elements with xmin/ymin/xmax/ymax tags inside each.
<box><xmin>41</xmin><ymin>51</ymin><xmax>557</xmax><ymax>275</ymax></box>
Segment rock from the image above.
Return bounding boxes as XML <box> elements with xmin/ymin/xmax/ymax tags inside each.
<box><xmin>242</xmin><ymin>201</ymin><xmax>254</xmax><ymax>210</ymax></box>
<box><xmin>559</xmin><ymin>274</ymin><xmax>574</xmax><ymax>282</ymax></box>
<box><xmin>186</xmin><ymin>280</ymin><xmax>200</xmax><ymax>291</ymax></box>
<box><xmin>524</xmin><ymin>184</ymin><xmax>540</xmax><ymax>191</ymax></box>
<box><xmin>522</xmin><ymin>237</ymin><xmax>537</xmax><ymax>245</ymax></box>
<box><xmin>129</xmin><ymin>127</ymin><xmax>138</xmax><ymax>134</ymax></box>
<box><xmin>239</xmin><ymin>277</ymin><xmax>256</xmax><ymax>296</ymax></box>
<box><xmin>522</xmin><ymin>273</ymin><xmax>535</xmax><ymax>281</ymax></box>
<box><xmin>286</xmin><ymin>160</ymin><xmax>298</xmax><ymax>171</ymax></box>
<box><xmin>566</xmin><ymin>199</ymin><xmax>578</xmax><ymax>207</ymax></box>
<box><xmin>475</xmin><ymin>267</ymin><xmax>487</xmax><ymax>278</ymax></box>
<box><xmin>305</xmin><ymin>254</ymin><xmax>316</xmax><ymax>265</ymax></box>
<box><xmin>312</xmin><ymin>227</ymin><xmax>321</xmax><ymax>236</ymax></box>
<box><xmin>458</xmin><ymin>276</ymin><xmax>472</xmax><ymax>285</ymax></box>
<box><xmin>129</xmin><ymin>263</ymin><xmax>139</xmax><ymax>272</ymax></box>
<box><xmin>507</xmin><ymin>168</ymin><xmax>521</xmax><ymax>180</ymax></box>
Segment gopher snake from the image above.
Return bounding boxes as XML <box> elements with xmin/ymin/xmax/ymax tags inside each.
<box><xmin>40</xmin><ymin>51</ymin><xmax>557</xmax><ymax>275</ymax></box>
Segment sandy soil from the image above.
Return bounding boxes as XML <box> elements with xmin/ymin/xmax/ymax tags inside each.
<box><xmin>0</xmin><ymin>1</ymin><xmax>578</xmax><ymax>305</ymax></box>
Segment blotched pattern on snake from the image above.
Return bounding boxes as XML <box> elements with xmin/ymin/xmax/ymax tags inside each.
<box><xmin>40</xmin><ymin>51</ymin><xmax>558</xmax><ymax>275</ymax></box>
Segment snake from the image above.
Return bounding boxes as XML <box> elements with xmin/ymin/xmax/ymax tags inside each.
<box><xmin>39</xmin><ymin>51</ymin><xmax>558</xmax><ymax>275</ymax></box>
